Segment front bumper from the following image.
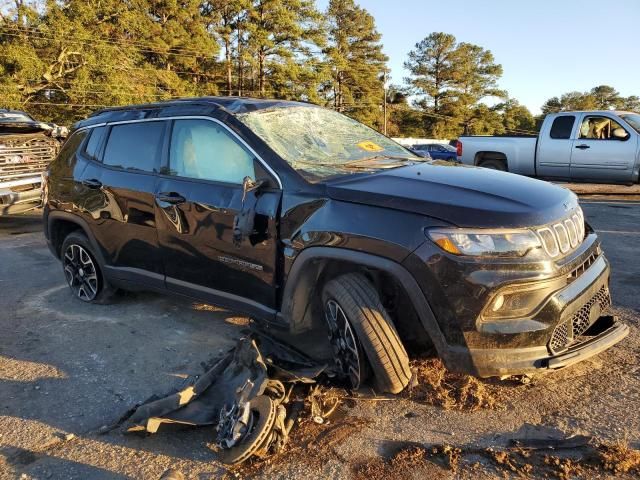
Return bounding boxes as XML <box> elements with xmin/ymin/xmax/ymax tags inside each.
<box><xmin>455</xmin><ymin>315</ymin><xmax>628</xmax><ymax>377</ymax></box>
<box><xmin>404</xmin><ymin>232</ymin><xmax>628</xmax><ymax>377</ymax></box>
<box><xmin>0</xmin><ymin>179</ymin><xmax>42</xmax><ymax>215</ymax></box>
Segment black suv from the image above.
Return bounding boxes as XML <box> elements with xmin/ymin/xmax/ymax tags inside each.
<box><xmin>44</xmin><ymin>97</ymin><xmax>628</xmax><ymax>393</ymax></box>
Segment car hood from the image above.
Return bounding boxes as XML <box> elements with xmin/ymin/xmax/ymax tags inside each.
<box><xmin>0</xmin><ymin>120</ymin><xmax>53</xmax><ymax>135</ymax></box>
<box><xmin>326</xmin><ymin>162</ymin><xmax>577</xmax><ymax>228</ymax></box>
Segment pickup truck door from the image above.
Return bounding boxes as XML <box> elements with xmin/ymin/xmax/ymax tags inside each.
<box><xmin>570</xmin><ymin>114</ymin><xmax>638</xmax><ymax>182</ymax></box>
<box><xmin>154</xmin><ymin>118</ymin><xmax>282</xmax><ymax>320</ymax></box>
<box><xmin>536</xmin><ymin>114</ymin><xmax>577</xmax><ymax>179</ymax></box>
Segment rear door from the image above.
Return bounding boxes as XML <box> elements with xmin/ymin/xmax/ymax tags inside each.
<box><xmin>155</xmin><ymin>117</ymin><xmax>281</xmax><ymax>319</ymax></box>
<box><xmin>570</xmin><ymin>114</ymin><xmax>637</xmax><ymax>182</ymax></box>
<box><xmin>87</xmin><ymin>120</ymin><xmax>167</xmax><ymax>288</ymax></box>
<box><xmin>536</xmin><ymin>115</ymin><xmax>576</xmax><ymax>178</ymax></box>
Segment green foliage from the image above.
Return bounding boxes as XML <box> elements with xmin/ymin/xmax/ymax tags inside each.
<box><xmin>542</xmin><ymin>85</ymin><xmax>639</xmax><ymax>114</ymax></box>
<box><xmin>1</xmin><ymin>1</ymin><xmax>637</xmax><ymax>135</ymax></box>
<box><xmin>404</xmin><ymin>32</ymin><xmax>505</xmax><ymax>138</ymax></box>
<box><xmin>322</xmin><ymin>0</ymin><xmax>387</xmax><ymax>128</ymax></box>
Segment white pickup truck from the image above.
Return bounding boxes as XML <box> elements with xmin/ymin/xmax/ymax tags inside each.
<box><xmin>457</xmin><ymin>110</ymin><xmax>640</xmax><ymax>183</ymax></box>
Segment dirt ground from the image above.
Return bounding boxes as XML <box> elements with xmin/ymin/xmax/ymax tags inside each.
<box><xmin>1</xmin><ymin>197</ymin><xmax>639</xmax><ymax>479</ymax></box>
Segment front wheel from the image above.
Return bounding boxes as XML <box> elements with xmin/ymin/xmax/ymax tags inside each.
<box><xmin>61</xmin><ymin>231</ymin><xmax>116</xmax><ymax>304</ymax></box>
<box><xmin>322</xmin><ymin>273</ymin><xmax>412</xmax><ymax>394</ymax></box>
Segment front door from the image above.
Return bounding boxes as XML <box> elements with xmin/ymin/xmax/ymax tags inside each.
<box><xmin>155</xmin><ymin>118</ymin><xmax>281</xmax><ymax>319</ymax></box>
<box><xmin>536</xmin><ymin>114</ymin><xmax>576</xmax><ymax>179</ymax></box>
<box><xmin>570</xmin><ymin>114</ymin><xmax>637</xmax><ymax>182</ymax></box>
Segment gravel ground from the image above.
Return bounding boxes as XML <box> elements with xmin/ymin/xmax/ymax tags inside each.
<box><xmin>1</xmin><ymin>199</ymin><xmax>639</xmax><ymax>479</ymax></box>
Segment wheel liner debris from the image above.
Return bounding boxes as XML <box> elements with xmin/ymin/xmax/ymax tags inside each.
<box><xmin>120</xmin><ymin>330</ymin><xmax>328</xmax><ymax>464</ymax></box>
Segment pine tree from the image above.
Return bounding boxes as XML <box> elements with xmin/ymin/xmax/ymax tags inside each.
<box><xmin>405</xmin><ymin>32</ymin><xmax>504</xmax><ymax>138</ymax></box>
<box><xmin>323</xmin><ymin>0</ymin><xmax>387</xmax><ymax>128</ymax></box>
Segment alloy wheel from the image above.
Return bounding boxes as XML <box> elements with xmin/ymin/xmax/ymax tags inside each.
<box><xmin>324</xmin><ymin>299</ymin><xmax>363</xmax><ymax>389</ymax></box>
<box><xmin>63</xmin><ymin>244</ymin><xmax>99</xmax><ymax>301</ymax></box>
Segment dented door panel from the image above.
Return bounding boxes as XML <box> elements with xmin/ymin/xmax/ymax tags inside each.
<box><xmin>155</xmin><ymin>175</ymin><xmax>281</xmax><ymax>316</ymax></box>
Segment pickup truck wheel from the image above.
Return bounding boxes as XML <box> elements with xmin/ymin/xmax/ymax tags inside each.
<box><xmin>478</xmin><ymin>159</ymin><xmax>507</xmax><ymax>171</ymax></box>
<box><xmin>322</xmin><ymin>273</ymin><xmax>412</xmax><ymax>394</ymax></box>
<box><xmin>61</xmin><ymin>231</ymin><xmax>116</xmax><ymax>304</ymax></box>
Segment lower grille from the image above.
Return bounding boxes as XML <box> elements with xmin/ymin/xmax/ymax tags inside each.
<box><xmin>548</xmin><ymin>286</ymin><xmax>611</xmax><ymax>354</ymax></box>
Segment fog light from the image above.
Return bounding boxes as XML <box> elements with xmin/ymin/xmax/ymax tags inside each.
<box><xmin>481</xmin><ymin>278</ymin><xmax>566</xmax><ymax>321</ymax></box>
<box><xmin>492</xmin><ymin>294</ymin><xmax>505</xmax><ymax>312</ymax></box>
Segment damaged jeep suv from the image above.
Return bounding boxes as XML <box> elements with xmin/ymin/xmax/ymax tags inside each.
<box><xmin>43</xmin><ymin>98</ymin><xmax>628</xmax><ymax>393</ymax></box>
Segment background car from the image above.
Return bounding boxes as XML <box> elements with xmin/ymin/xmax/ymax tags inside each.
<box><xmin>412</xmin><ymin>143</ymin><xmax>458</xmax><ymax>161</ymax></box>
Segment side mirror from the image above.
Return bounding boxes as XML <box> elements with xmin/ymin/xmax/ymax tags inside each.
<box><xmin>234</xmin><ymin>177</ymin><xmax>266</xmax><ymax>246</ymax></box>
<box><xmin>612</xmin><ymin>128</ymin><xmax>629</xmax><ymax>140</ymax></box>
<box><xmin>241</xmin><ymin>176</ymin><xmax>265</xmax><ymax>201</ymax></box>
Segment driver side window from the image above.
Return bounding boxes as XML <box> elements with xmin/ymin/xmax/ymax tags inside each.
<box><xmin>579</xmin><ymin>116</ymin><xmax>628</xmax><ymax>140</ymax></box>
<box><xmin>168</xmin><ymin>119</ymin><xmax>255</xmax><ymax>184</ymax></box>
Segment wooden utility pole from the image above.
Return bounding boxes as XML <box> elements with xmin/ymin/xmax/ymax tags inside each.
<box><xmin>383</xmin><ymin>71</ymin><xmax>388</xmax><ymax>136</ymax></box>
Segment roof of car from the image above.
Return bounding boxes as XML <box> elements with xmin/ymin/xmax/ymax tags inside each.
<box><xmin>549</xmin><ymin>110</ymin><xmax>636</xmax><ymax>116</ymax></box>
<box><xmin>74</xmin><ymin>96</ymin><xmax>315</xmax><ymax>130</ymax></box>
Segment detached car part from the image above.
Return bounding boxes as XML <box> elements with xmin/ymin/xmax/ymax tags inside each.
<box><xmin>121</xmin><ymin>331</ymin><xmax>327</xmax><ymax>465</ymax></box>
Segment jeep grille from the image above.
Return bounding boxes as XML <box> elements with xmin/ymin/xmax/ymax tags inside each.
<box><xmin>536</xmin><ymin>208</ymin><xmax>585</xmax><ymax>259</ymax></box>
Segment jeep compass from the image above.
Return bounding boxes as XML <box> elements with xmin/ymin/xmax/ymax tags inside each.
<box><xmin>43</xmin><ymin>97</ymin><xmax>628</xmax><ymax>393</ymax></box>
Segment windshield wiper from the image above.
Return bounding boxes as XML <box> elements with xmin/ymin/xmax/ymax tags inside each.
<box><xmin>344</xmin><ymin>155</ymin><xmax>425</xmax><ymax>166</ymax></box>
<box><xmin>293</xmin><ymin>155</ymin><xmax>425</xmax><ymax>174</ymax></box>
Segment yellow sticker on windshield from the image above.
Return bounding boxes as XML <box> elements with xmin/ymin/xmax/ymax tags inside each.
<box><xmin>357</xmin><ymin>140</ymin><xmax>384</xmax><ymax>152</ymax></box>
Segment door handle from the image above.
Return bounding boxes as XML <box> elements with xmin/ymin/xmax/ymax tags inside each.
<box><xmin>575</xmin><ymin>144</ymin><xmax>590</xmax><ymax>150</ymax></box>
<box><xmin>156</xmin><ymin>192</ymin><xmax>186</xmax><ymax>204</ymax></box>
<box><xmin>81</xmin><ymin>178</ymin><xmax>102</xmax><ymax>189</ymax></box>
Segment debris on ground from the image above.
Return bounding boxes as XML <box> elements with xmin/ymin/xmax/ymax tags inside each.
<box><xmin>352</xmin><ymin>444</ymin><xmax>461</xmax><ymax>480</ymax></box>
<box><xmin>403</xmin><ymin>358</ymin><xmax>501</xmax><ymax>410</ymax></box>
<box><xmin>351</xmin><ymin>425</ymin><xmax>640</xmax><ymax>480</ymax></box>
<box><xmin>224</xmin><ymin>409</ymin><xmax>369</xmax><ymax>477</ymax></box>
<box><xmin>119</xmin><ymin>330</ymin><xmax>329</xmax><ymax>465</ymax></box>
<box><xmin>597</xmin><ymin>440</ymin><xmax>640</xmax><ymax>474</ymax></box>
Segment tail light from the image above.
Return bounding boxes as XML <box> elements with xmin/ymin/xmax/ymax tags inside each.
<box><xmin>456</xmin><ymin>140</ymin><xmax>462</xmax><ymax>157</ymax></box>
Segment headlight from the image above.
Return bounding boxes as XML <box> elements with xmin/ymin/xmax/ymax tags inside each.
<box><xmin>427</xmin><ymin>228</ymin><xmax>541</xmax><ymax>257</ymax></box>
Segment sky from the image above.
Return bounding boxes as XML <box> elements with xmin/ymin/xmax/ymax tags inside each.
<box><xmin>317</xmin><ymin>0</ymin><xmax>640</xmax><ymax>114</ymax></box>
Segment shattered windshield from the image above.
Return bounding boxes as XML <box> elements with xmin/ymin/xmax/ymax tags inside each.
<box><xmin>237</xmin><ymin>105</ymin><xmax>423</xmax><ymax>181</ymax></box>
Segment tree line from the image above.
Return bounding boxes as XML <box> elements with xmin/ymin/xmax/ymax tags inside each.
<box><xmin>1</xmin><ymin>1</ymin><xmax>637</xmax><ymax>137</ymax></box>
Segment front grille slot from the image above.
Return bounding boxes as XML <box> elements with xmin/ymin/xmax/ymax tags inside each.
<box><xmin>567</xmin><ymin>252</ymin><xmax>598</xmax><ymax>282</ymax></box>
<box><xmin>548</xmin><ymin>285</ymin><xmax>611</xmax><ymax>354</ymax></box>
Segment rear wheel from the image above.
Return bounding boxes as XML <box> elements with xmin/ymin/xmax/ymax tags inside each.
<box><xmin>322</xmin><ymin>273</ymin><xmax>412</xmax><ymax>394</ymax></box>
<box><xmin>61</xmin><ymin>231</ymin><xmax>116</xmax><ymax>304</ymax></box>
<box><xmin>478</xmin><ymin>159</ymin><xmax>507</xmax><ymax>171</ymax></box>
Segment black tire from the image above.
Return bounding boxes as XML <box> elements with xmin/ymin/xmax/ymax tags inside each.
<box><xmin>322</xmin><ymin>273</ymin><xmax>412</xmax><ymax>394</ymax></box>
<box><xmin>60</xmin><ymin>231</ymin><xmax>117</xmax><ymax>304</ymax></box>
<box><xmin>479</xmin><ymin>159</ymin><xmax>507</xmax><ymax>171</ymax></box>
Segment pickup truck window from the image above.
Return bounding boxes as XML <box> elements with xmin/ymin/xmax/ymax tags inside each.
<box><xmin>620</xmin><ymin>113</ymin><xmax>640</xmax><ymax>134</ymax></box>
<box><xmin>579</xmin><ymin>116</ymin><xmax>627</xmax><ymax>140</ymax></box>
<box><xmin>549</xmin><ymin>116</ymin><xmax>575</xmax><ymax>139</ymax></box>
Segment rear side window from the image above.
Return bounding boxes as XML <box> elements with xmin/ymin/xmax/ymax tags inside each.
<box><xmin>103</xmin><ymin>122</ymin><xmax>165</xmax><ymax>172</ymax></box>
<box><xmin>54</xmin><ymin>130</ymin><xmax>87</xmax><ymax>167</ymax></box>
<box><xmin>83</xmin><ymin>126</ymin><xmax>106</xmax><ymax>160</ymax></box>
<box><xmin>168</xmin><ymin>119</ymin><xmax>255</xmax><ymax>184</ymax></box>
<box><xmin>549</xmin><ymin>116</ymin><xmax>575</xmax><ymax>139</ymax></box>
